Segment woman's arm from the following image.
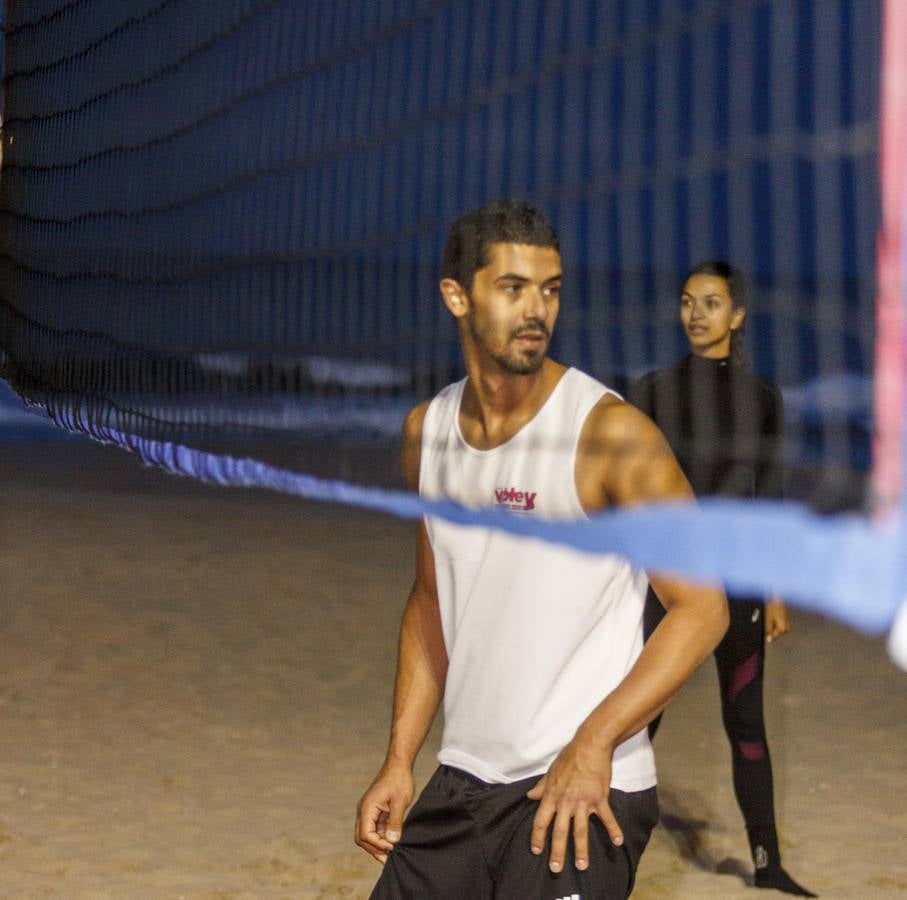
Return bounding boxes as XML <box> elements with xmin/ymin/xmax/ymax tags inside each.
<box><xmin>756</xmin><ymin>381</ymin><xmax>785</xmax><ymax>500</ymax></box>
<box><xmin>756</xmin><ymin>381</ymin><xmax>791</xmax><ymax>640</ymax></box>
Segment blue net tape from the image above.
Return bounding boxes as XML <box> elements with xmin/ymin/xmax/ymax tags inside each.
<box><xmin>48</xmin><ymin>399</ymin><xmax>905</xmax><ymax>637</ymax></box>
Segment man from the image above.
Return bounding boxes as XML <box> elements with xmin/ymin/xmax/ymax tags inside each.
<box><xmin>354</xmin><ymin>199</ymin><xmax>729</xmax><ymax>899</ymax></box>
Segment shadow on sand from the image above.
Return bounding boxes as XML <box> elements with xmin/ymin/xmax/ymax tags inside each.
<box><xmin>657</xmin><ymin>787</ymin><xmax>753</xmax><ymax>890</ymax></box>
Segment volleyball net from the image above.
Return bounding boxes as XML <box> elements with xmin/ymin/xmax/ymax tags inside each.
<box><xmin>2</xmin><ymin>0</ymin><xmax>906</xmax><ymax>654</ymax></box>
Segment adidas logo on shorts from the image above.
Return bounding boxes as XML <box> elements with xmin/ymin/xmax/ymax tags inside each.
<box><xmin>552</xmin><ymin>894</ymin><xmax>582</xmax><ymax>900</ymax></box>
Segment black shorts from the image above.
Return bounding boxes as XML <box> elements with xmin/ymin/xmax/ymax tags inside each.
<box><xmin>370</xmin><ymin>765</ymin><xmax>659</xmax><ymax>899</ymax></box>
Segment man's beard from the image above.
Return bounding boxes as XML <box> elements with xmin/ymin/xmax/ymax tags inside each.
<box><xmin>467</xmin><ymin>315</ymin><xmax>550</xmax><ymax>375</ymax></box>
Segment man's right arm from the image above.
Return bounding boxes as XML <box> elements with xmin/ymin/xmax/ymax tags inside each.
<box><xmin>354</xmin><ymin>403</ymin><xmax>448</xmax><ymax>864</ymax></box>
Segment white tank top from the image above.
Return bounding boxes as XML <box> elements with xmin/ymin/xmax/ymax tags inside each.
<box><xmin>420</xmin><ymin>368</ymin><xmax>656</xmax><ymax>789</ymax></box>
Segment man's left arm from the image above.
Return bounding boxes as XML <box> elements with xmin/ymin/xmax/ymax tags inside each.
<box><xmin>528</xmin><ymin>398</ymin><xmax>729</xmax><ymax>874</ymax></box>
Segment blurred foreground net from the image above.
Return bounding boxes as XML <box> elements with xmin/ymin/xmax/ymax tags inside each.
<box><xmin>2</xmin><ymin>1</ymin><xmax>906</xmax><ymax>642</ymax></box>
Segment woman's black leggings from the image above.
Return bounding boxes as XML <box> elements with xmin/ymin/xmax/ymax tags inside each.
<box><xmin>644</xmin><ymin>589</ymin><xmax>776</xmax><ymax>837</ymax></box>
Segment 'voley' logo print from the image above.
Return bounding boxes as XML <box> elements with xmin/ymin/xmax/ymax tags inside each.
<box><xmin>494</xmin><ymin>487</ymin><xmax>537</xmax><ymax>512</ymax></box>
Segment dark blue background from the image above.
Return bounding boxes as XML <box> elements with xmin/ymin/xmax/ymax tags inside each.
<box><xmin>0</xmin><ymin>1</ymin><xmax>880</xmax><ymax>469</ymax></box>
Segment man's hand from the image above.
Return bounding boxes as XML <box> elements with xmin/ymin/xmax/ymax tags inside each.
<box><xmin>526</xmin><ymin>735</ymin><xmax>623</xmax><ymax>873</ymax></box>
<box><xmin>765</xmin><ymin>597</ymin><xmax>791</xmax><ymax>643</ymax></box>
<box><xmin>355</xmin><ymin>762</ymin><xmax>414</xmax><ymax>864</ymax></box>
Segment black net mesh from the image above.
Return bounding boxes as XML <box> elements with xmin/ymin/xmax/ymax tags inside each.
<box><xmin>0</xmin><ymin>0</ymin><xmax>880</xmax><ymax>504</ymax></box>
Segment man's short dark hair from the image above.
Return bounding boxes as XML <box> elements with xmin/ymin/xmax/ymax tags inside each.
<box><xmin>441</xmin><ymin>199</ymin><xmax>559</xmax><ymax>291</ymax></box>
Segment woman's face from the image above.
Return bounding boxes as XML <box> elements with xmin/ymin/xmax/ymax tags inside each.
<box><xmin>679</xmin><ymin>273</ymin><xmax>745</xmax><ymax>358</ymax></box>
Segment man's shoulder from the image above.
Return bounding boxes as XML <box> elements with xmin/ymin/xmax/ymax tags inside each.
<box><xmin>558</xmin><ymin>365</ymin><xmax>658</xmax><ymax>449</ymax></box>
<box><xmin>576</xmin><ymin>387</ymin><xmax>685</xmax><ymax>510</ymax></box>
<box><xmin>406</xmin><ymin>377</ymin><xmax>466</xmax><ymax>437</ymax></box>
<box><xmin>558</xmin><ymin>365</ymin><xmax>622</xmax><ymax>404</ymax></box>
<box><xmin>401</xmin><ymin>377</ymin><xmax>467</xmax><ymax>462</ymax></box>
<box><xmin>581</xmin><ymin>391</ymin><xmax>659</xmax><ymax>453</ymax></box>
<box><xmin>401</xmin><ymin>399</ymin><xmax>433</xmax><ymax>490</ymax></box>
<box><xmin>403</xmin><ymin>399</ymin><xmax>432</xmax><ymax>443</ymax></box>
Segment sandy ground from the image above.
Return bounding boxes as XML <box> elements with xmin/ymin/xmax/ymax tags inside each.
<box><xmin>1</xmin><ymin>441</ymin><xmax>905</xmax><ymax>900</ymax></box>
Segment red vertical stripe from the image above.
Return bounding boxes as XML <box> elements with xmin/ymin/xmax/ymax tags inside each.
<box><xmin>874</xmin><ymin>0</ymin><xmax>907</xmax><ymax>514</ymax></box>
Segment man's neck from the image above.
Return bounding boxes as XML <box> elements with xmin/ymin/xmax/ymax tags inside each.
<box><xmin>459</xmin><ymin>357</ymin><xmax>565</xmax><ymax>450</ymax></box>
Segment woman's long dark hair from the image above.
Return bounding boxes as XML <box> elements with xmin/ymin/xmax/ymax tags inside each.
<box><xmin>683</xmin><ymin>260</ymin><xmax>748</xmax><ymax>366</ymax></box>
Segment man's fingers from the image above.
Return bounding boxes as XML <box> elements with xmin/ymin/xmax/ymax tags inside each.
<box><xmin>385</xmin><ymin>809</ymin><xmax>405</xmax><ymax>844</ymax></box>
<box><xmin>356</xmin><ymin>829</ymin><xmax>394</xmax><ymax>859</ymax></box>
<box><xmin>526</xmin><ymin>775</ymin><xmax>546</xmax><ymax>800</ymax></box>
<box><xmin>355</xmin><ymin>769</ymin><xmax>414</xmax><ymax>863</ymax></box>
<box><xmin>529</xmin><ymin>795</ymin><xmax>555</xmax><ymax>855</ymax></box>
<box><xmin>354</xmin><ymin>832</ymin><xmax>390</xmax><ymax>865</ymax></box>
<box><xmin>547</xmin><ymin>807</ymin><xmax>572</xmax><ymax>873</ymax></box>
<box><xmin>572</xmin><ymin>806</ymin><xmax>590</xmax><ymax>871</ymax></box>
<box><xmin>356</xmin><ymin>822</ymin><xmax>394</xmax><ymax>852</ymax></box>
<box><xmin>355</xmin><ymin>799</ymin><xmax>396</xmax><ymax>858</ymax></box>
<box><xmin>594</xmin><ymin>801</ymin><xmax>624</xmax><ymax>847</ymax></box>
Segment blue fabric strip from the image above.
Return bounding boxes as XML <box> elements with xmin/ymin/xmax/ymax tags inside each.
<box><xmin>48</xmin><ymin>404</ymin><xmax>907</xmax><ymax>636</ymax></box>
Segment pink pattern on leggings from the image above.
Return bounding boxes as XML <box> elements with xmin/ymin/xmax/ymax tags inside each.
<box><xmin>737</xmin><ymin>739</ymin><xmax>767</xmax><ymax>761</ymax></box>
<box><xmin>728</xmin><ymin>652</ymin><xmax>760</xmax><ymax>704</ymax></box>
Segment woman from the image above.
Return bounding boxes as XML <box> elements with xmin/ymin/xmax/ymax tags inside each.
<box><xmin>629</xmin><ymin>260</ymin><xmax>816</xmax><ymax>897</ymax></box>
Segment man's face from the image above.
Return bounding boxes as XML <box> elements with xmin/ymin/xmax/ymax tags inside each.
<box><xmin>460</xmin><ymin>243</ymin><xmax>562</xmax><ymax>375</ymax></box>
